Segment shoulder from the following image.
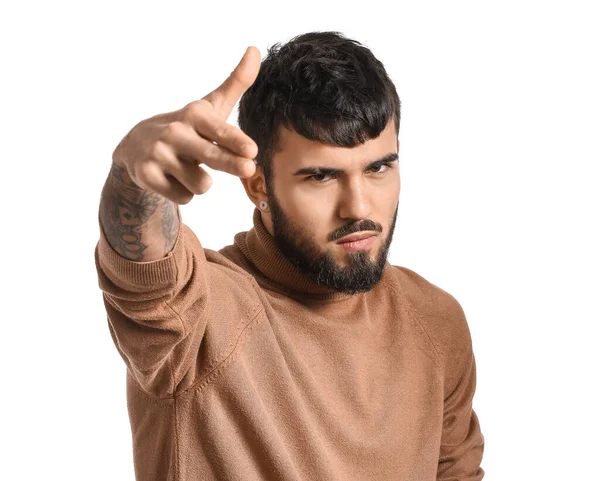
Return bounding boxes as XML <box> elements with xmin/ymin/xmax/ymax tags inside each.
<box><xmin>382</xmin><ymin>264</ymin><xmax>474</xmax><ymax>363</ymax></box>
<box><xmin>180</xmin><ymin>224</ymin><xmax>261</xmax><ymax>298</ymax></box>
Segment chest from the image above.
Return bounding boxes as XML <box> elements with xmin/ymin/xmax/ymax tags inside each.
<box><xmin>261</xmin><ymin>292</ymin><xmax>443</xmax><ymax>427</ymax></box>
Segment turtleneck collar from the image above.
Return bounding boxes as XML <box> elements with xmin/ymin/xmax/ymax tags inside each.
<box><xmin>232</xmin><ymin>208</ymin><xmax>355</xmax><ymax>302</ymax></box>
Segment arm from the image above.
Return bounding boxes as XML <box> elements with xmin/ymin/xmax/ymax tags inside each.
<box><xmin>95</xmin><ymin>176</ymin><xmax>261</xmax><ymax>399</ymax></box>
<box><xmin>99</xmin><ymin>161</ymin><xmax>179</xmax><ymax>262</ymax></box>
<box><xmin>95</xmin><ymin>172</ymin><xmax>210</xmax><ymax>398</ymax></box>
<box><xmin>437</xmin><ymin>302</ymin><xmax>485</xmax><ymax>480</ymax></box>
<box><xmin>94</xmin><ymin>47</ymin><xmax>261</xmax><ymax>398</ymax></box>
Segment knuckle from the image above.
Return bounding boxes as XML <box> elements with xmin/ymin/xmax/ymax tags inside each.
<box><xmin>182</xmin><ymin>101</ymin><xmax>206</xmax><ymax>122</ymax></box>
<box><xmin>221</xmin><ymin>155</ymin><xmax>238</xmax><ymax>174</ymax></box>
<box><xmin>134</xmin><ymin>163</ymin><xmax>154</xmax><ymax>186</ymax></box>
<box><xmin>162</xmin><ymin>121</ymin><xmax>185</xmax><ymax>140</ymax></box>
<box><xmin>149</xmin><ymin>141</ymin><xmax>168</xmax><ymax>161</ymax></box>
<box><xmin>201</xmin><ymin>145</ymin><xmax>219</xmax><ymax>164</ymax></box>
<box><xmin>214</xmin><ymin>123</ymin><xmax>230</xmax><ymax>141</ymax></box>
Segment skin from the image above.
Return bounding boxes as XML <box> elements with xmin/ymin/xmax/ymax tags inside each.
<box><xmin>241</xmin><ymin>120</ymin><xmax>401</xmax><ymax>293</ymax></box>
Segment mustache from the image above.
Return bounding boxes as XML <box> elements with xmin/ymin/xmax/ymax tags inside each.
<box><xmin>328</xmin><ymin>219</ymin><xmax>383</xmax><ymax>242</ymax></box>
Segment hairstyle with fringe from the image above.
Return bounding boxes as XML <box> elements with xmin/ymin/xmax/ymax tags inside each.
<box><xmin>238</xmin><ymin>31</ymin><xmax>401</xmax><ymax>191</ymax></box>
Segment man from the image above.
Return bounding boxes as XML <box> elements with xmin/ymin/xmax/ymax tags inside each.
<box><xmin>95</xmin><ymin>31</ymin><xmax>485</xmax><ymax>480</ymax></box>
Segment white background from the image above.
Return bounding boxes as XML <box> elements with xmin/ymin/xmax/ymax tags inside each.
<box><xmin>1</xmin><ymin>0</ymin><xmax>598</xmax><ymax>479</ymax></box>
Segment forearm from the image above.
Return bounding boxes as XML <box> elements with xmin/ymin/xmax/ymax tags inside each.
<box><xmin>99</xmin><ymin>162</ymin><xmax>179</xmax><ymax>262</ymax></box>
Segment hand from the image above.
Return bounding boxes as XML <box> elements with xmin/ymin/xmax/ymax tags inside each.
<box><xmin>112</xmin><ymin>46</ymin><xmax>261</xmax><ymax>205</ymax></box>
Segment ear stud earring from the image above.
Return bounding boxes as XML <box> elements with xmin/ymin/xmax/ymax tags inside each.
<box><xmin>259</xmin><ymin>200</ymin><xmax>268</xmax><ymax>210</ymax></box>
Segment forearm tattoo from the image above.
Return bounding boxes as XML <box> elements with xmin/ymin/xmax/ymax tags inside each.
<box><xmin>100</xmin><ymin>163</ymin><xmax>177</xmax><ymax>261</ymax></box>
<box><xmin>161</xmin><ymin>196</ymin><xmax>179</xmax><ymax>253</ymax></box>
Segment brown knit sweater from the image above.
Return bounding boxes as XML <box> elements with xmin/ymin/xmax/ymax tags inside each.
<box><xmin>94</xmin><ymin>206</ymin><xmax>485</xmax><ymax>481</ymax></box>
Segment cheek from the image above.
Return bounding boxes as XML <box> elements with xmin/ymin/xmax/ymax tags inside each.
<box><xmin>286</xmin><ymin>201</ymin><xmax>334</xmax><ymax>245</ymax></box>
<box><xmin>369</xmin><ymin>177</ymin><xmax>399</xmax><ymax>213</ymax></box>
<box><xmin>285</xmin><ymin>186</ymin><xmax>337</xmax><ymax>218</ymax></box>
<box><xmin>379</xmin><ymin>179</ymin><xmax>400</xmax><ymax>227</ymax></box>
<box><xmin>295</xmin><ymin>185</ymin><xmax>338</xmax><ymax>207</ymax></box>
<box><xmin>381</xmin><ymin>175</ymin><xmax>401</xmax><ymax>204</ymax></box>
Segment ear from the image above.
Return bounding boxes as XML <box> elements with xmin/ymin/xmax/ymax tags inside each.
<box><xmin>240</xmin><ymin>163</ymin><xmax>268</xmax><ymax>209</ymax></box>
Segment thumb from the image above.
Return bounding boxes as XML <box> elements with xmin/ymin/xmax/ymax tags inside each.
<box><xmin>203</xmin><ymin>46</ymin><xmax>261</xmax><ymax>119</ymax></box>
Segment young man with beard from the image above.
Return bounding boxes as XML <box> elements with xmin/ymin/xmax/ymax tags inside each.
<box><xmin>95</xmin><ymin>31</ymin><xmax>485</xmax><ymax>480</ymax></box>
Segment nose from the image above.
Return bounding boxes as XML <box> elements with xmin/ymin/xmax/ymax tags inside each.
<box><xmin>337</xmin><ymin>177</ymin><xmax>372</xmax><ymax>221</ymax></box>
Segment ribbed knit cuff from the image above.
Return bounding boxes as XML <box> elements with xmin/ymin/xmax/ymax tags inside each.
<box><xmin>95</xmin><ymin>205</ymin><xmax>184</xmax><ymax>288</ymax></box>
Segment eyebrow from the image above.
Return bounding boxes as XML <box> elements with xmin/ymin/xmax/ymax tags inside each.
<box><xmin>291</xmin><ymin>152</ymin><xmax>399</xmax><ymax>177</ymax></box>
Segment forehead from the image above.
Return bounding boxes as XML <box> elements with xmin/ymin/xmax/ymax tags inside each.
<box><xmin>272</xmin><ymin>121</ymin><xmax>398</xmax><ymax>171</ymax></box>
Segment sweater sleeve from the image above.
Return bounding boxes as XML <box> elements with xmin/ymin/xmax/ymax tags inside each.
<box><xmin>437</xmin><ymin>299</ymin><xmax>485</xmax><ymax>481</ymax></box>
<box><xmin>94</xmin><ymin>205</ymin><xmax>258</xmax><ymax>398</ymax></box>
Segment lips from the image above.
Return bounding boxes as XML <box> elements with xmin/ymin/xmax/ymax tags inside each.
<box><xmin>336</xmin><ymin>232</ymin><xmax>377</xmax><ymax>244</ymax></box>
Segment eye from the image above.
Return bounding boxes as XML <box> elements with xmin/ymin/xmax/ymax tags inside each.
<box><xmin>308</xmin><ymin>173</ymin><xmax>334</xmax><ymax>183</ymax></box>
<box><xmin>369</xmin><ymin>163</ymin><xmax>390</xmax><ymax>174</ymax></box>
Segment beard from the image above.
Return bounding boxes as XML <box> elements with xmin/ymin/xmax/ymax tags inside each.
<box><xmin>267</xmin><ymin>191</ymin><xmax>399</xmax><ymax>295</ymax></box>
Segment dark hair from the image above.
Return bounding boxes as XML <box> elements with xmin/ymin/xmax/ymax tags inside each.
<box><xmin>238</xmin><ymin>31</ymin><xmax>401</xmax><ymax>191</ymax></box>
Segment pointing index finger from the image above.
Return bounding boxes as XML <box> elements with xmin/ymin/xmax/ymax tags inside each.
<box><xmin>203</xmin><ymin>46</ymin><xmax>261</xmax><ymax>119</ymax></box>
